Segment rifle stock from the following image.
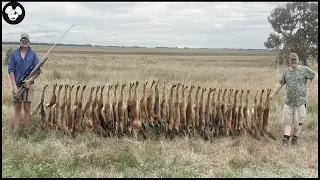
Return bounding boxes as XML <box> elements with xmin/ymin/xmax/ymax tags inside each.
<box><xmin>14</xmin><ymin>86</ymin><xmax>27</xmax><ymax>101</ymax></box>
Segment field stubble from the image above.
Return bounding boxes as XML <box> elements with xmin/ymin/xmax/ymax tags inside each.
<box><xmin>2</xmin><ymin>45</ymin><xmax>318</xmax><ymax>178</ymax></box>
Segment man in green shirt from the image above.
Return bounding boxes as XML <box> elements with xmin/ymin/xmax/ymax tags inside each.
<box><xmin>269</xmin><ymin>53</ymin><xmax>318</xmax><ymax>145</ymax></box>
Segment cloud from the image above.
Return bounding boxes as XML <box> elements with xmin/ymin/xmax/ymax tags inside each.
<box><xmin>2</xmin><ymin>2</ymin><xmax>288</xmax><ymax>48</ymax></box>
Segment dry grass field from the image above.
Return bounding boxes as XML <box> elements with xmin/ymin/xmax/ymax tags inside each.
<box><xmin>2</xmin><ymin>44</ymin><xmax>318</xmax><ymax>178</ymax></box>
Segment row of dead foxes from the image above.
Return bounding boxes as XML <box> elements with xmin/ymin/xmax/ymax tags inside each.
<box><xmin>32</xmin><ymin>80</ymin><xmax>276</xmax><ymax>141</ymax></box>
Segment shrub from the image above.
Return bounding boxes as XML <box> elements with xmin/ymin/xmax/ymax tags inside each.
<box><xmin>4</xmin><ymin>47</ymin><xmax>14</xmax><ymax>66</ymax></box>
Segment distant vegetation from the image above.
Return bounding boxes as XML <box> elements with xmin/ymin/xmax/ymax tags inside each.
<box><xmin>2</xmin><ymin>41</ymin><xmax>275</xmax><ymax>51</ymax></box>
<box><xmin>2</xmin><ymin>41</ymin><xmax>94</xmax><ymax>47</ymax></box>
<box><xmin>264</xmin><ymin>2</ymin><xmax>318</xmax><ymax>66</ymax></box>
<box><xmin>4</xmin><ymin>47</ymin><xmax>13</xmax><ymax>66</ymax></box>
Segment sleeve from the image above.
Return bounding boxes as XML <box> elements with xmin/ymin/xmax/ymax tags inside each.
<box><xmin>33</xmin><ymin>52</ymin><xmax>42</xmax><ymax>74</ymax></box>
<box><xmin>278</xmin><ymin>70</ymin><xmax>286</xmax><ymax>85</ymax></box>
<box><xmin>303</xmin><ymin>66</ymin><xmax>317</xmax><ymax>80</ymax></box>
<box><xmin>7</xmin><ymin>52</ymin><xmax>15</xmax><ymax>74</ymax></box>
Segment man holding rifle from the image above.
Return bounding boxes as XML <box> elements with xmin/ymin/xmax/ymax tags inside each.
<box><xmin>8</xmin><ymin>33</ymin><xmax>41</xmax><ymax>138</ymax></box>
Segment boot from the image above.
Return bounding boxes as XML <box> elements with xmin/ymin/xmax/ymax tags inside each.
<box><xmin>282</xmin><ymin>138</ymin><xmax>289</xmax><ymax>145</ymax></box>
<box><xmin>21</xmin><ymin>128</ymin><xmax>32</xmax><ymax>139</ymax></box>
<box><xmin>12</xmin><ymin>128</ymin><xmax>20</xmax><ymax>140</ymax></box>
<box><xmin>291</xmin><ymin>136</ymin><xmax>298</xmax><ymax>145</ymax></box>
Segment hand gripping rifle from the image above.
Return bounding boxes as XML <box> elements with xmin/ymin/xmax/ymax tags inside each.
<box><xmin>14</xmin><ymin>24</ymin><xmax>75</xmax><ymax>101</ymax></box>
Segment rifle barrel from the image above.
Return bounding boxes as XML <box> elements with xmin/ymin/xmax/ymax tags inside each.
<box><xmin>41</xmin><ymin>24</ymin><xmax>74</xmax><ymax>62</ymax></box>
<box><xmin>26</xmin><ymin>57</ymin><xmax>49</xmax><ymax>81</ymax></box>
<box><xmin>27</xmin><ymin>25</ymin><xmax>74</xmax><ymax>79</ymax></box>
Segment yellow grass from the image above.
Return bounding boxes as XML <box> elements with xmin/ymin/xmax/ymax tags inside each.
<box><xmin>2</xmin><ymin>44</ymin><xmax>318</xmax><ymax>178</ymax></box>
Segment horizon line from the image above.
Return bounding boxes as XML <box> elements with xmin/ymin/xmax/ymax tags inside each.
<box><xmin>2</xmin><ymin>41</ymin><xmax>274</xmax><ymax>51</ymax></box>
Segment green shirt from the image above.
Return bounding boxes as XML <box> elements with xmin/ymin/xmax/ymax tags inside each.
<box><xmin>279</xmin><ymin>65</ymin><xmax>317</xmax><ymax>107</ymax></box>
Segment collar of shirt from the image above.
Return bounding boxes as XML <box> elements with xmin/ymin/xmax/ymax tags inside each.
<box><xmin>290</xmin><ymin>65</ymin><xmax>301</xmax><ymax>72</ymax></box>
<box><xmin>19</xmin><ymin>46</ymin><xmax>32</xmax><ymax>56</ymax></box>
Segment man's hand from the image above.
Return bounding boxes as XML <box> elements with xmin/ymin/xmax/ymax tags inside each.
<box><xmin>13</xmin><ymin>85</ymin><xmax>18</xmax><ymax>95</ymax></box>
<box><xmin>25</xmin><ymin>78</ymin><xmax>32</xmax><ymax>89</ymax></box>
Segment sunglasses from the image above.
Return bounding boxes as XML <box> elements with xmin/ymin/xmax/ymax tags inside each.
<box><xmin>21</xmin><ymin>38</ymin><xmax>29</xmax><ymax>44</ymax></box>
<box><xmin>290</xmin><ymin>59</ymin><xmax>298</xmax><ymax>64</ymax></box>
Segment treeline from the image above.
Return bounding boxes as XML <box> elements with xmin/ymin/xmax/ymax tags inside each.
<box><xmin>2</xmin><ymin>41</ymin><xmax>147</xmax><ymax>48</ymax></box>
<box><xmin>2</xmin><ymin>41</ymin><xmax>274</xmax><ymax>51</ymax></box>
<box><xmin>2</xmin><ymin>41</ymin><xmax>93</xmax><ymax>47</ymax></box>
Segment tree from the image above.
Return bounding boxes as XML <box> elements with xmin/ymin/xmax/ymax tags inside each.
<box><xmin>264</xmin><ymin>2</ymin><xmax>318</xmax><ymax>66</ymax></box>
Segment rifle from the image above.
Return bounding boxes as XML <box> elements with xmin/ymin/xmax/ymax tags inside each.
<box><xmin>20</xmin><ymin>65</ymin><xmax>35</xmax><ymax>84</ymax></box>
<box><xmin>14</xmin><ymin>24</ymin><xmax>74</xmax><ymax>101</ymax></box>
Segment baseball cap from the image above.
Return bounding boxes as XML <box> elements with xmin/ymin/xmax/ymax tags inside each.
<box><xmin>20</xmin><ymin>33</ymin><xmax>30</xmax><ymax>41</ymax></box>
<box><xmin>289</xmin><ymin>53</ymin><xmax>299</xmax><ymax>61</ymax></box>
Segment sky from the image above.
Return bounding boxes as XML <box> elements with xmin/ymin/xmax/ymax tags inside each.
<box><xmin>2</xmin><ymin>2</ymin><xmax>288</xmax><ymax>49</ymax></box>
